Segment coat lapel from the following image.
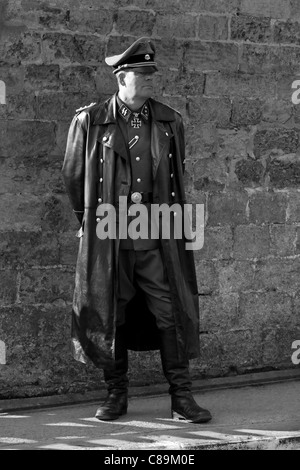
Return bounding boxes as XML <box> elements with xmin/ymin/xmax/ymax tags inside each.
<box><xmin>151</xmin><ymin>120</ymin><xmax>172</xmax><ymax>179</ymax></box>
<box><xmin>94</xmin><ymin>95</ymin><xmax>129</xmax><ymax>161</ymax></box>
<box><xmin>149</xmin><ymin>99</ymin><xmax>175</xmax><ymax>179</ymax></box>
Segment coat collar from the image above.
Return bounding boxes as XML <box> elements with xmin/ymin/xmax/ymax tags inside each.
<box><xmin>92</xmin><ymin>94</ymin><xmax>176</xmax><ymax>125</ymax></box>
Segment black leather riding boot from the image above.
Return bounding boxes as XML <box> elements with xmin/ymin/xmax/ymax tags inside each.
<box><xmin>159</xmin><ymin>328</ymin><xmax>212</xmax><ymax>423</ymax></box>
<box><xmin>95</xmin><ymin>326</ymin><xmax>129</xmax><ymax>421</ymax></box>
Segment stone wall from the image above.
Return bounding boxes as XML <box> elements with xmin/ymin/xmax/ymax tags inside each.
<box><xmin>1</xmin><ymin>0</ymin><xmax>300</xmax><ymax>398</ymax></box>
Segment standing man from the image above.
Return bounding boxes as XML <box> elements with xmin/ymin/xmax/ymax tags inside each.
<box><xmin>62</xmin><ymin>37</ymin><xmax>212</xmax><ymax>424</ymax></box>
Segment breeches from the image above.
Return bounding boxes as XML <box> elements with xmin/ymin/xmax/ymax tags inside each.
<box><xmin>117</xmin><ymin>248</ymin><xmax>175</xmax><ymax>330</ymax></box>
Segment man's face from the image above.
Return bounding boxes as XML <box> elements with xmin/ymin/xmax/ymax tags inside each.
<box><xmin>121</xmin><ymin>68</ymin><xmax>156</xmax><ymax>101</ymax></box>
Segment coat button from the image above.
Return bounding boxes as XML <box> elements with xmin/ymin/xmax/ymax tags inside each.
<box><xmin>183</xmin><ymin>159</ymin><xmax>186</xmax><ymax>164</ymax></box>
<box><xmin>170</xmin><ymin>173</ymin><xmax>174</xmax><ymax>178</ymax></box>
<box><xmin>137</xmin><ymin>178</ymin><xmax>141</xmax><ymax>183</ymax></box>
<box><xmin>99</xmin><ymin>178</ymin><xmax>103</xmax><ymax>182</ymax></box>
<box><xmin>136</xmin><ymin>157</ymin><xmax>141</xmax><ymax>161</ymax></box>
<box><xmin>169</xmin><ymin>153</ymin><xmax>172</xmax><ymax>158</ymax></box>
<box><xmin>166</xmin><ymin>132</ymin><xmax>169</xmax><ymax>136</ymax></box>
<box><xmin>171</xmin><ymin>192</ymin><xmax>175</xmax><ymax>197</ymax></box>
<box><xmin>102</xmin><ymin>136</ymin><xmax>108</xmax><ymax>142</ymax></box>
<box><xmin>98</xmin><ymin>198</ymin><xmax>102</xmax><ymax>203</ymax></box>
<box><xmin>100</xmin><ymin>159</ymin><xmax>103</xmax><ymax>163</ymax></box>
<box><xmin>96</xmin><ymin>218</ymin><xmax>100</xmax><ymax>223</ymax></box>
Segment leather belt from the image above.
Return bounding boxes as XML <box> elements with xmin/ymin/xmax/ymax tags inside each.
<box><xmin>130</xmin><ymin>191</ymin><xmax>153</xmax><ymax>204</ymax></box>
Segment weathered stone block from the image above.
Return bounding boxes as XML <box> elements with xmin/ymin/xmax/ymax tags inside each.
<box><xmin>58</xmin><ymin>231</ymin><xmax>80</xmax><ymax>266</ymax></box>
<box><xmin>234</xmin><ymin>158</ymin><xmax>264</xmax><ymax>186</ymax></box>
<box><xmin>199</xmin><ymin>293</ymin><xmax>239</xmax><ymax>330</ymax></box>
<box><xmin>201</xmin><ymin>329</ymin><xmax>262</xmax><ymax>369</ymax></box>
<box><xmin>207</xmin><ymin>191</ymin><xmax>248</xmax><ymax>226</ymax></box>
<box><xmin>240</xmin><ymin>44</ymin><xmax>300</xmax><ymax>74</ymax></box>
<box><xmin>19</xmin><ymin>268</ymin><xmax>74</xmax><ymax>304</ymax></box>
<box><xmin>0</xmin><ymin>271</ymin><xmax>18</xmax><ymax>306</ymax></box>
<box><xmin>205</xmin><ymin>71</ymin><xmax>277</xmax><ymax>99</ymax></box>
<box><xmin>254</xmin><ymin>258</ymin><xmax>300</xmax><ymax>294</ymax></box>
<box><xmin>276</xmin><ymin>72</ymin><xmax>300</xmax><ymax>101</ymax></box>
<box><xmin>0</xmin><ymin>64</ymin><xmax>25</xmax><ymax>94</ymax></box>
<box><xmin>195</xmin><ymin>260</ymin><xmax>218</xmax><ymax>294</ymax></box>
<box><xmin>262</xmin><ymin>98</ymin><xmax>293</xmax><ymax>125</ymax></box>
<box><xmin>233</xmin><ymin>225</ymin><xmax>270</xmax><ymax>259</ymax></box>
<box><xmin>231</xmin><ymin>14</ymin><xmax>272</xmax><ymax>42</ymax></box>
<box><xmin>95</xmin><ymin>66</ymin><xmax>118</xmax><ymax>96</ymax></box>
<box><xmin>288</xmin><ymin>192</ymin><xmax>300</xmax><ymax>223</ymax></box>
<box><xmin>193</xmin><ymin>155</ymin><xmax>227</xmax><ymax>191</ymax></box>
<box><xmin>274</xmin><ymin>19</ymin><xmax>300</xmax><ymax>45</ymax></box>
<box><xmin>54</xmin><ymin>121</ymin><xmax>71</xmax><ymax>157</ymax></box>
<box><xmin>239</xmin><ymin>291</ymin><xmax>294</xmax><ymax>328</ymax></box>
<box><xmin>0</xmin><ymin>120</ymin><xmax>56</xmax><ymax>158</ymax></box>
<box><xmin>188</xmin><ymin>96</ymin><xmax>232</xmax><ymax>127</ymax></box>
<box><xmin>40</xmin><ymin>194</ymin><xmax>78</xmax><ymax>232</ymax></box>
<box><xmin>291</xmin><ymin>0</ymin><xmax>300</xmax><ymax>19</ymax></box>
<box><xmin>231</xmin><ymin>97</ymin><xmax>263</xmax><ymax>127</ymax></box>
<box><xmin>0</xmin><ymin>91</ymin><xmax>36</xmax><ymax>120</ymax></box>
<box><xmin>0</xmin><ymin>304</ymin><xmax>74</xmax><ymax>379</ymax></box>
<box><xmin>42</xmin><ymin>33</ymin><xmax>105</xmax><ymax>65</ymax></box>
<box><xmin>198</xmin><ymin>14</ymin><xmax>229</xmax><ymax>40</ymax></box>
<box><xmin>2</xmin><ymin>31</ymin><xmax>42</xmax><ymax>63</ymax></box>
<box><xmin>159</xmin><ymin>69</ymin><xmax>205</xmax><ymax>97</ymax></box>
<box><xmin>194</xmin><ymin>226</ymin><xmax>233</xmax><ymax>259</ymax></box>
<box><xmin>185</xmin><ymin>122</ymin><xmax>219</xmax><ymax>159</ymax></box>
<box><xmin>270</xmin><ymin>224</ymin><xmax>296</xmax><ymax>256</ymax></box>
<box><xmin>0</xmin><ymin>194</ymin><xmax>43</xmax><ymax>231</ymax></box>
<box><xmin>240</xmin><ymin>0</ymin><xmax>291</xmax><ymax>19</ymax></box>
<box><xmin>67</xmin><ymin>9</ymin><xmax>114</xmax><ymax>34</ymax></box>
<box><xmin>25</xmin><ymin>64</ymin><xmax>60</xmax><ymax>91</ymax></box>
<box><xmin>155</xmin><ymin>38</ymin><xmax>186</xmax><ymax>69</ymax></box>
<box><xmin>177</xmin><ymin>0</ymin><xmax>240</xmax><ymax>14</ymax></box>
<box><xmin>36</xmin><ymin>91</ymin><xmax>99</xmax><ymax>121</ymax></box>
<box><xmin>185</xmin><ymin>41</ymin><xmax>239</xmax><ymax>72</ymax></box>
<box><xmin>254</xmin><ymin>128</ymin><xmax>300</xmax><ymax>158</ymax></box>
<box><xmin>248</xmin><ymin>191</ymin><xmax>288</xmax><ymax>224</ymax></box>
<box><xmin>0</xmin><ymin>153</ymin><xmax>65</xmax><ymax>196</ymax></box>
<box><xmin>0</xmin><ymin>231</ymin><xmax>60</xmax><ymax>269</ymax></box>
<box><xmin>153</xmin><ymin>13</ymin><xmax>198</xmax><ymax>38</ymax></box>
<box><xmin>218</xmin><ymin>260</ymin><xmax>256</xmax><ymax>293</ymax></box>
<box><xmin>267</xmin><ymin>155</ymin><xmax>300</xmax><ymax>189</ymax></box>
<box><xmin>115</xmin><ymin>9</ymin><xmax>156</xmax><ymax>35</ymax></box>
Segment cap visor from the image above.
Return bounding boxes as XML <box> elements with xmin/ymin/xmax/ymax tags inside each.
<box><xmin>113</xmin><ymin>63</ymin><xmax>158</xmax><ymax>74</ymax></box>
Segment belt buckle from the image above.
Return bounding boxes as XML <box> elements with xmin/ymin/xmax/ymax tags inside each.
<box><xmin>131</xmin><ymin>192</ymin><xmax>142</xmax><ymax>204</ymax></box>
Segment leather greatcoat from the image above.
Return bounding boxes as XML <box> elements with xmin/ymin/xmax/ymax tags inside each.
<box><xmin>62</xmin><ymin>94</ymin><xmax>200</xmax><ymax>369</ymax></box>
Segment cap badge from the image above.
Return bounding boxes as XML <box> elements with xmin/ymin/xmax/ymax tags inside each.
<box><xmin>145</xmin><ymin>54</ymin><xmax>150</xmax><ymax>60</ymax></box>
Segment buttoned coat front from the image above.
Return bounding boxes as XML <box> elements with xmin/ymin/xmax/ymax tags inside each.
<box><xmin>62</xmin><ymin>94</ymin><xmax>200</xmax><ymax>369</ymax></box>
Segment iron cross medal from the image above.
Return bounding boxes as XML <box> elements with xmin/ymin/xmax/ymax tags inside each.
<box><xmin>131</xmin><ymin>113</ymin><xmax>142</xmax><ymax>129</ymax></box>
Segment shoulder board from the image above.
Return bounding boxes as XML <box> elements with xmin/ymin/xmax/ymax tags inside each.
<box><xmin>75</xmin><ymin>102</ymin><xmax>97</xmax><ymax>113</ymax></box>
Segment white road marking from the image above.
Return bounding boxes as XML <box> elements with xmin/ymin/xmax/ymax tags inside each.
<box><xmin>0</xmin><ymin>438</ymin><xmax>37</xmax><ymax>444</ymax></box>
<box><xmin>237</xmin><ymin>429</ymin><xmax>300</xmax><ymax>438</ymax></box>
<box><xmin>45</xmin><ymin>422</ymin><xmax>96</xmax><ymax>427</ymax></box>
<box><xmin>0</xmin><ymin>415</ymin><xmax>29</xmax><ymax>419</ymax></box>
<box><xmin>80</xmin><ymin>418</ymin><xmax>180</xmax><ymax>429</ymax></box>
<box><xmin>39</xmin><ymin>443</ymin><xmax>110</xmax><ymax>450</ymax></box>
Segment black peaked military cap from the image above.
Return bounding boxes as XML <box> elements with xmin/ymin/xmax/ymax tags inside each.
<box><xmin>105</xmin><ymin>37</ymin><xmax>158</xmax><ymax>74</ymax></box>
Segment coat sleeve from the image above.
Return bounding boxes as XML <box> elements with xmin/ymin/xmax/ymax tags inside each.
<box><xmin>62</xmin><ymin>113</ymin><xmax>87</xmax><ymax>224</ymax></box>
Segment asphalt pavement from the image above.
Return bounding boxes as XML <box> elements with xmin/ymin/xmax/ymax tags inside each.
<box><xmin>0</xmin><ymin>369</ymin><xmax>300</xmax><ymax>452</ymax></box>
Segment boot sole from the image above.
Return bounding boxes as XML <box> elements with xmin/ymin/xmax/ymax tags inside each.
<box><xmin>172</xmin><ymin>410</ymin><xmax>212</xmax><ymax>424</ymax></box>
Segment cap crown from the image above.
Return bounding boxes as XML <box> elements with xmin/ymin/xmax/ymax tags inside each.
<box><xmin>105</xmin><ymin>37</ymin><xmax>158</xmax><ymax>73</ymax></box>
